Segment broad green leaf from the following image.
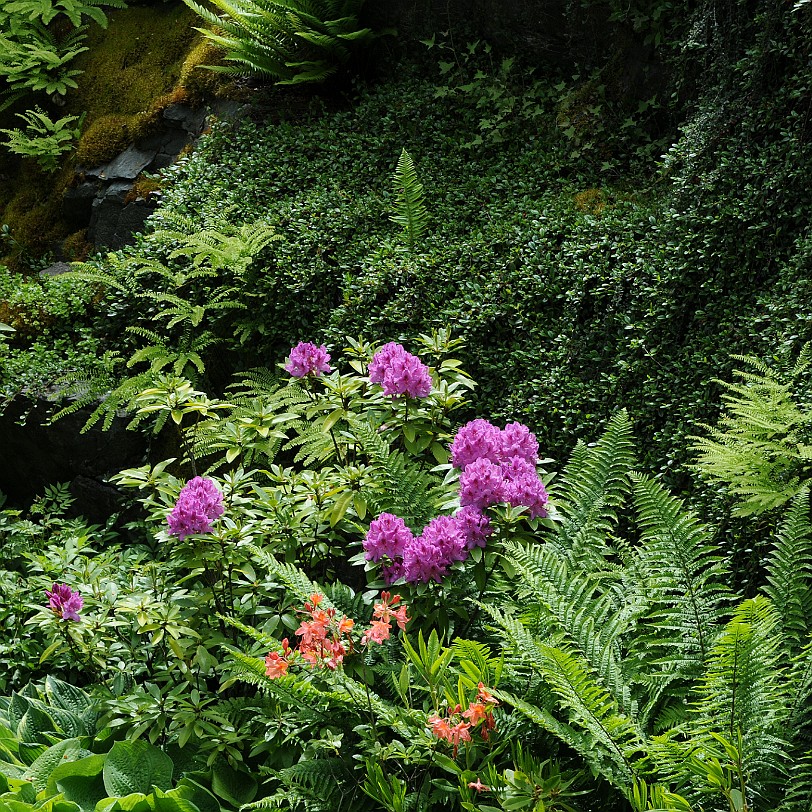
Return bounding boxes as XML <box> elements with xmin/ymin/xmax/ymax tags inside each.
<box><xmin>103</xmin><ymin>742</ymin><xmax>172</xmax><ymax>797</ymax></box>
<box><xmin>26</xmin><ymin>740</ymin><xmax>88</xmax><ymax>793</ymax></box>
<box><xmin>48</xmin><ymin>755</ymin><xmax>106</xmax><ymax>811</ymax></box>
<box><xmin>210</xmin><ymin>763</ymin><xmax>256</xmax><ymax>806</ymax></box>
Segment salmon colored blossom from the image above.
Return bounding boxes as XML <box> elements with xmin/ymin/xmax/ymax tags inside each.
<box><xmin>361</xmin><ymin>619</ymin><xmax>391</xmax><ymax>645</ymax></box>
<box><xmin>462</xmin><ymin>701</ymin><xmax>488</xmax><ymax>725</ymax></box>
<box><xmin>428</xmin><ymin>713</ymin><xmax>452</xmax><ymax>741</ymax></box>
<box><xmin>265</xmin><ymin>639</ymin><xmax>291</xmax><ymax>679</ymax></box>
<box><xmin>468</xmin><ymin>779</ymin><xmax>490</xmax><ymax>792</ymax></box>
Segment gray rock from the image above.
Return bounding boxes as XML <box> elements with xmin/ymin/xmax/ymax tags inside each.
<box><xmin>163</xmin><ymin>103</ymin><xmax>207</xmax><ymax>134</ymax></box>
<box><xmin>94</xmin><ymin>145</ymin><xmax>156</xmax><ymax>181</ymax></box>
<box><xmin>0</xmin><ymin>394</ymin><xmax>146</xmax><ymax>511</ymax></box>
<box><xmin>39</xmin><ymin>262</ymin><xmax>72</xmax><ymax>277</ymax></box>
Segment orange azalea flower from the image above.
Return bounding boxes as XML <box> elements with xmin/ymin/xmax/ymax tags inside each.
<box><xmin>338</xmin><ymin>616</ymin><xmax>355</xmax><ymax>634</ymax></box>
<box><xmin>428</xmin><ymin>713</ymin><xmax>452</xmax><ymax>741</ymax></box>
<box><xmin>477</xmin><ymin>683</ymin><xmax>498</xmax><ymax>705</ymax></box>
<box><xmin>463</xmin><ymin>701</ymin><xmax>488</xmax><ymax>725</ymax></box>
<box><xmin>468</xmin><ymin>779</ymin><xmax>490</xmax><ymax>792</ymax></box>
<box><xmin>361</xmin><ymin>619</ymin><xmax>391</xmax><ymax>645</ymax></box>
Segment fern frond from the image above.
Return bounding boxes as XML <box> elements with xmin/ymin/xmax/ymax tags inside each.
<box><xmin>630</xmin><ymin>473</ymin><xmax>731</xmax><ymax>674</ymax></box>
<box><xmin>691</xmin><ymin>346</ymin><xmax>812</xmax><ymax>515</ymax></box>
<box><xmin>763</xmin><ymin>487</ymin><xmax>812</xmax><ymax>653</ymax></box>
<box><xmin>481</xmin><ymin>602</ymin><xmax>646</xmax><ymax>789</ymax></box>
<box><xmin>390</xmin><ymin>148</ymin><xmax>429</xmax><ymax>251</ymax></box>
<box><xmin>553</xmin><ymin>410</ymin><xmax>636</xmax><ymax>567</ymax></box>
<box><xmin>694</xmin><ymin>596</ymin><xmax>788</xmax><ymax>794</ymax></box>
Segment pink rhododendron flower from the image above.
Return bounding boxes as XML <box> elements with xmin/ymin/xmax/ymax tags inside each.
<box><xmin>459</xmin><ymin>457</ymin><xmax>506</xmax><ymax>510</ymax></box>
<box><xmin>403</xmin><ymin>515</ymin><xmax>466</xmax><ymax>583</ymax></box>
<box><xmin>455</xmin><ymin>505</ymin><xmax>494</xmax><ymax>549</ymax></box>
<box><xmin>368</xmin><ymin>342</ymin><xmax>432</xmax><ymax>398</ymax></box>
<box><xmin>497</xmin><ymin>422</ymin><xmax>539</xmax><ymax>464</ymax></box>
<box><xmin>167</xmin><ymin>477</ymin><xmax>224</xmax><ymax>541</ymax></box>
<box><xmin>284</xmin><ymin>342</ymin><xmax>331</xmax><ymax>377</ymax></box>
<box><xmin>450</xmin><ymin>419</ymin><xmax>501</xmax><ymax>469</ymax></box>
<box><xmin>45</xmin><ymin>583</ymin><xmax>83</xmax><ymax>621</ymax></box>
<box><xmin>504</xmin><ymin>469</ymin><xmax>549</xmax><ymax>518</ymax></box>
<box><xmin>363</xmin><ymin>513</ymin><xmax>414</xmax><ymax>563</ymax></box>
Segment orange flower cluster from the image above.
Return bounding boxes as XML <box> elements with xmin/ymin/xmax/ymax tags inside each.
<box><xmin>427</xmin><ymin>683</ymin><xmax>499</xmax><ymax>756</ymax></box>
<box><xmin>264</xmin><ymin>592</ymin><xmax>409</xmax><ymax>678</ymax></box>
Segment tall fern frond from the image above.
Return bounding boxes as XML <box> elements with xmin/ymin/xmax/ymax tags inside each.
<box><xmin>390</xmin><ymin>148</ymin><xmax>429</xmax><ymax>251</ymax></box>
<box><xmin>501</xmin><ymin>538</ymin><xmax>641</xmax><ymax>716</ymax></box>
<box><xmin>693</xmin><ymin>596</ymin><xmax>788</xmax><ymax>794</ymax></box>
<box><xmin>481</xmin><ymin>603</ymin><xmax>646</xmax><ymax>789</ymax></box>
<box><xmin>630</xmin><ymin>473</ymin><xmax>731</xmax><ymax>675</ymax></box>
<box><xmin>763</xmin><ymin>487</ymin><xmax>812</xmax><ymax>654</ymax></box>
<box><xmin>552</xmin><ymin>410</ymin><xmax>636</xmax><ymax>568</ymax></box>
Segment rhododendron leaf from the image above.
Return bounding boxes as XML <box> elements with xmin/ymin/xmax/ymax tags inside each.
<box><xmin>330</xmin><ymin>492</ymin><xmax>353</xmax><ymax>527</ymax></box>
<box><xmin>39</xmin><ymin>642</ymin><xmax>63</xmax><ymax>664</ymax></box>
<box><xmin>353</xmin><ymin>494</ymin><xmax>367</xmax><ymax>520</ymax></box>
<box><xmin>322</xmin><ymin>408</ymin><xmax>344</xmax><ymax>433</ymax></box>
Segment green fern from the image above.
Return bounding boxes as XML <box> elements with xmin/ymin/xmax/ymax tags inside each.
<box><xmin>692</xmin><ymin>345</ymin><xmax>812</xmax><ymax>515</ymax></box>
<box><xmin>691</xmin><ymin>596</ymin><xmax>788</xmax><ymax>797</ymax></box>
<box><xmin>390</xmin><ymin>148</ymin><xmax>429</xmax><ymax>251</ymax></box>
<box><xmin>551</xmin><ymin>410</ymin><xmax>636</xmax><ymax>567</ymax></box>
<box><xmin>763</xmin><ymin>487</ymin><xmax>812</xmax><ymax>653</ymax></box>
<box><xmin>630</xmin><ymin>473</ymin><xmax>731</xmax><ymax>674</ymax></box>
<box><xmin>181</xmin><ymin>0</ymin><xmax>375</xmax><ymax>85</ymax></box>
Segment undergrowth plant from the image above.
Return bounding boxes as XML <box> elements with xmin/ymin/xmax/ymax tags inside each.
<box><xmin>390</xmin><ymin>148</ymin><xmax>429</xmax><ymax>251</ymax></box>
<box><xmin>0</xmin><ymin>108</ymin><xmax>85</xmax><ymax>172</ymax></box>
<box><xmin>692</xmin><ymin>344</ymin><xmax>812</xmax><ymax>516</ymax></box>
<box><xmin>485</xmin><ymin>411</ymin><xmax>812</xmax><ymax>810</ymax></box>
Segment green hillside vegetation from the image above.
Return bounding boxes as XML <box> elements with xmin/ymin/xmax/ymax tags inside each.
<box><xmin>1</xmin><ymin>2</ymin><xmax>812</xmax><ymax>809</ymax></box>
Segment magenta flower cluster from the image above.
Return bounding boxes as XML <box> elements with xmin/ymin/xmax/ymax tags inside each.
<box><xmin>368</xmin><ymin>342</ymin><xmax>432</xmax><ymax>398</ymax></box>
<box><xmin>45</xmin><ymin>583</ymin><xmax>83</xmax><ymax>621</ymax></box>
<box><xmin>454</xmin><ymin>419</ymin><xmax>548</xmax><ymax>519</ymax></box>
<box><xmin>363</xmin><ymin>419</ymin><xmax>546</xmax><ymax>585</ymax></box>
<box><xmin>167</xmin><ymin>476</ymin><xmax>224</xmax><ymax>541</ymax></box>
<box><xmin>363</xmin><ymin>509</ymin><xmax>492</xmax><ymax>585</ymax></box>
<box><xmin>284</xmin><ymin>342</ymin><xmax>332</xmax><ymax>378</ymax></box>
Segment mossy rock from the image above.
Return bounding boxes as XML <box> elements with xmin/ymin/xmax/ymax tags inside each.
<box><xmin>75</xmin><ymin>114</ymin><xmax>134</xmax><ymax>166</ymax></box>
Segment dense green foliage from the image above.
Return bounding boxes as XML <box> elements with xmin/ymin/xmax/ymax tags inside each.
<box><xmin>2</xmin><ymin>2</ymin><xmax>812</xmax><ymax>811</ymax></box>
